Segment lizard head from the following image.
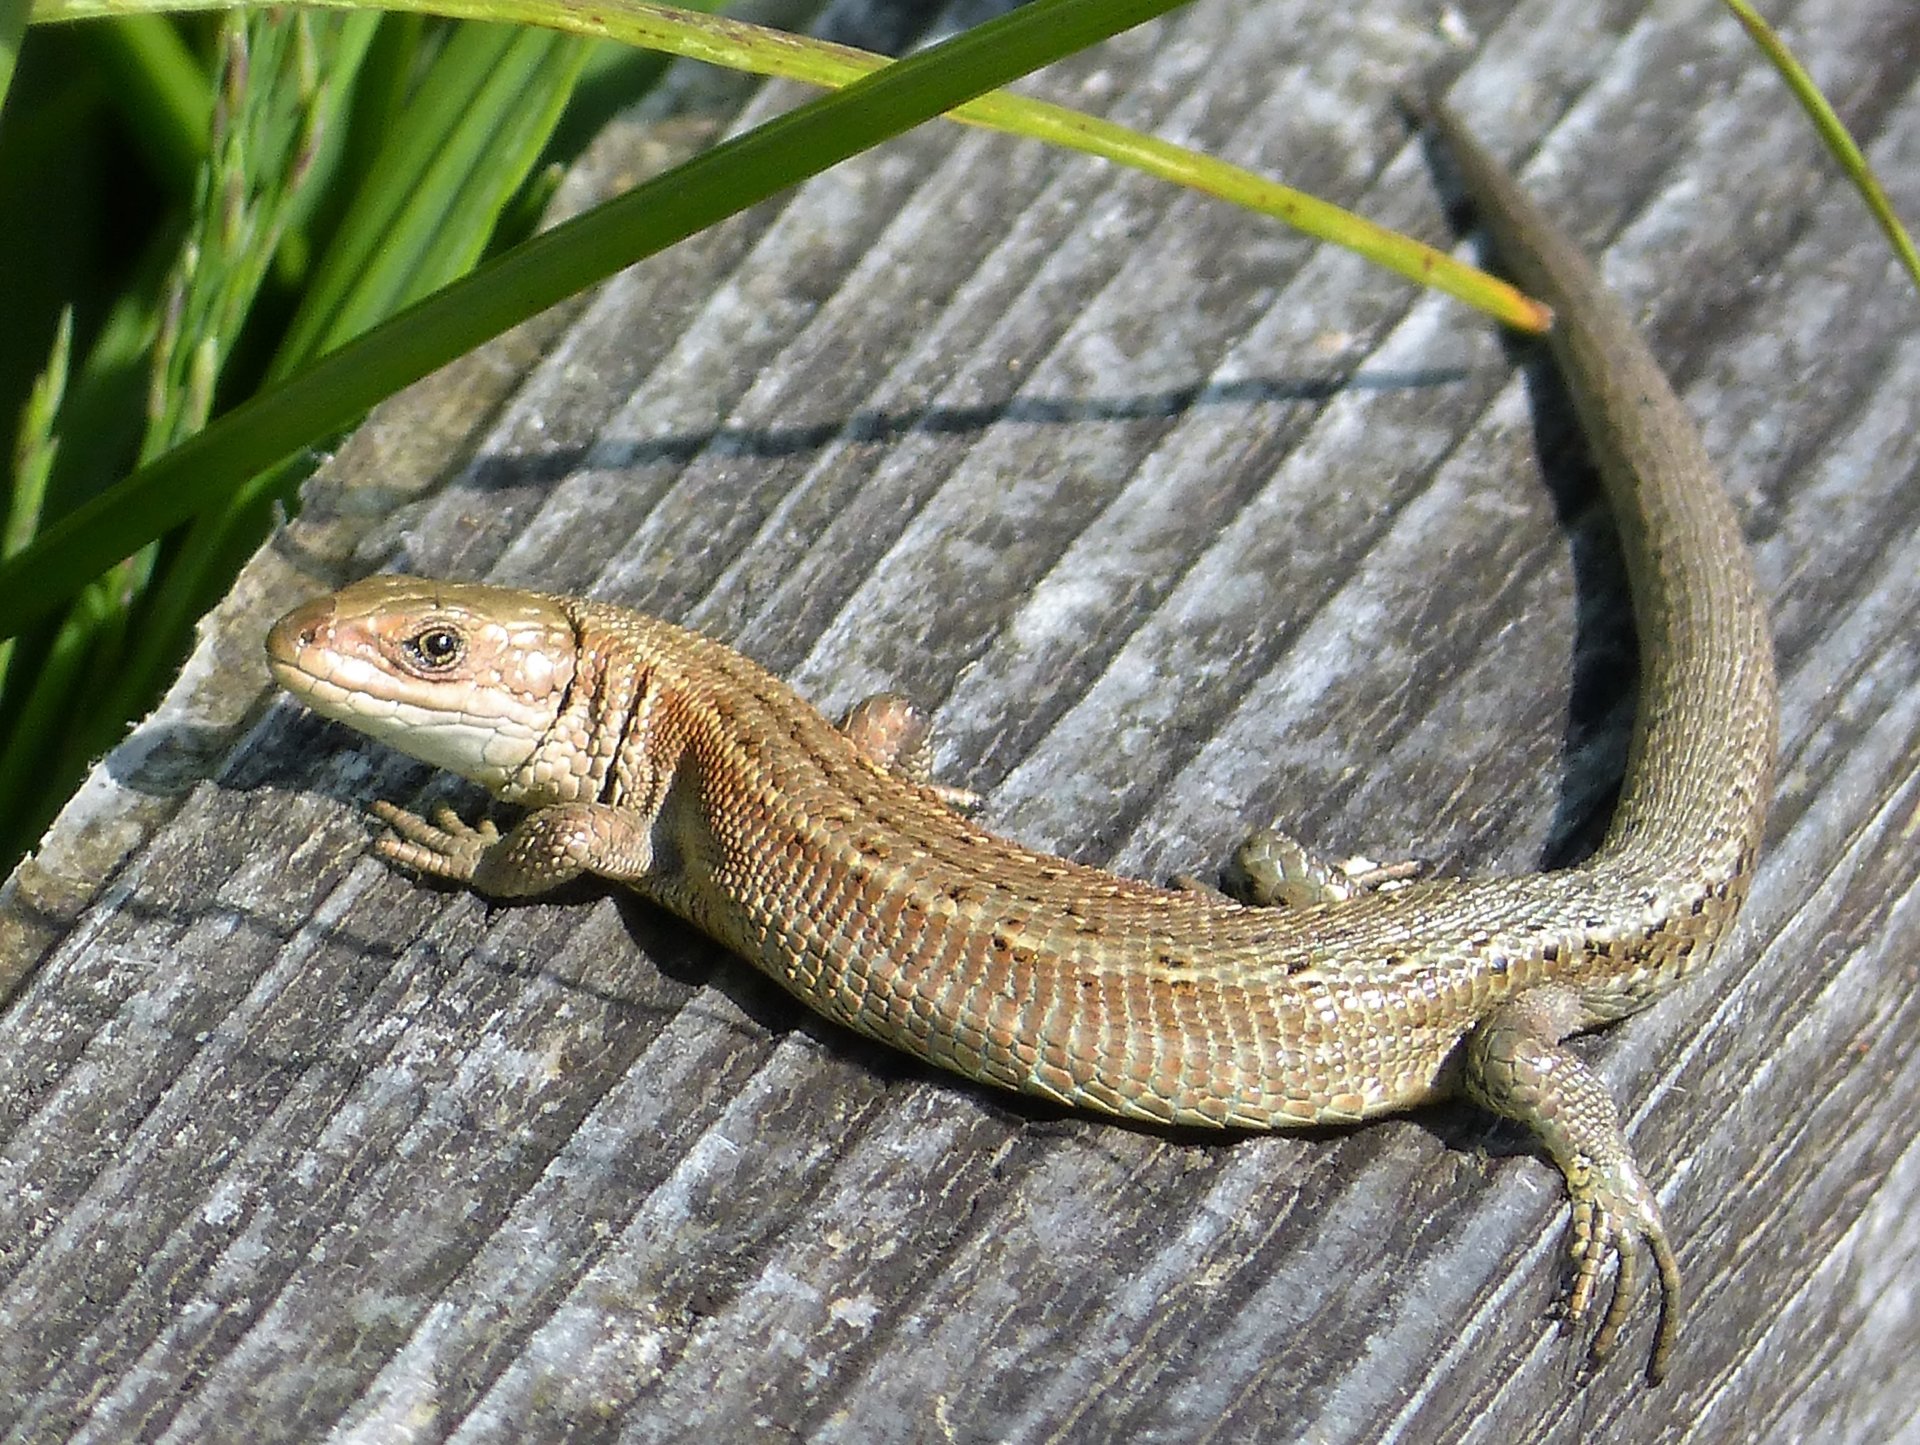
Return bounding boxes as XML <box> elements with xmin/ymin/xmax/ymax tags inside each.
<box><xmin>266</xmin><ymin>575</ymin><xmax>578</xmax><ymax>793</ymax></box>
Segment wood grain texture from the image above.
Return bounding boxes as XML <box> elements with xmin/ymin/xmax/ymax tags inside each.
<box><xmin>4</xmin><ymin>0</ymin><xmax>1920</xmax><ymax>1439</ymax></box>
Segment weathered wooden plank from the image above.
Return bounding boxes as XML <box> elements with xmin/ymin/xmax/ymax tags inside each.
<box><xmin>4</xmin><ymin>1</ymin><xmax>1920</xmax><ymax>1440</ymax></box>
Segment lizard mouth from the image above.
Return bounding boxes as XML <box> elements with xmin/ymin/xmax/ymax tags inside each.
<box><xmin>263</xmin><ymin>579</ymin><xmax>570</xmax><ymax>793</ymax></box>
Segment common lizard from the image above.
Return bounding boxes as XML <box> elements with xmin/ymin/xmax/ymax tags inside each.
<box><xmin>265</xmin><ymin>102</ymin><xmax>1777</xmax><ymax>1381</ymax></box>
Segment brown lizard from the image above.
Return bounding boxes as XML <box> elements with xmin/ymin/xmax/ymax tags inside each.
<box><xmin>265</xmin><ymin>102</ymin><xmax>1776</xmax><ymax>1381</ymax></box>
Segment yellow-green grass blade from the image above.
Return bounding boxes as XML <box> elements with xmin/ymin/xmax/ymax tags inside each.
<box><xmin>32</xmin><ymin>0</ymin><xmax>1541</xmax><ymax>331</ymax></box>
<box><xmin>1722</xmin><ymin>0</ymin><xmax>1919</xmax><ymax>296</ymax></box>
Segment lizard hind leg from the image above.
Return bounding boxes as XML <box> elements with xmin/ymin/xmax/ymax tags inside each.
<box><xmin>1464</xmin><ymin>982</ymin><xmax>1682</xmax><ymax>1382</ymax></box>
<box><xmin>838</xmin><ymin>692</ymin><xmax>981</xmax><ymax>812</ymax></box>
<box><xmin>1224</xmin><ymin>829</ymin><xmax>1426</xmax><ymax>908</ymax></box>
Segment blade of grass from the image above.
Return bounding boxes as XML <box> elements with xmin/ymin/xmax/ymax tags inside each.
<box><xmin>0</xmin><ymin>585</ymin><xmax>121</xmax><ymax>852</ymax></box>
<box><xmin>1721</xmin><ymin>0</ymin><xmax>1920</xmax><ymax>296</ymax></box>
<box><xmin>37</xmin><ymin>227</ymin><xmax>175</xmax><ymax>515</ymax></box>
<box><xmin>32</xmin><ymin>0</ymin><xmax>1542</xmax><ymax>331</ymax></box>
<box><xmin>5</xmin><ymin>305</ymin><xmax>67</xmax><ymax>560</ymax></box>
<box><xmin>275</xmin><ymin>21</ymin><xmax>593</xmax><ymax>372</ymax></box>
<box><xmin>311</xmin><ymin>9</ymin><xmax>423</xmax><ymax>257</ymax></box>
<box><xmin>0</xmin><ymin>0</ymin><xmax>1204</xmax><ymax>639</ymax></box>
<box><xmin>0</xmin><ymin>306</ymin><xmax>69</xmax><ymax>705</ymax></box>
<box><xmin>0</xmin><ymin>0</ymin><xmax>26</xmax><ymax>124</ymax></box>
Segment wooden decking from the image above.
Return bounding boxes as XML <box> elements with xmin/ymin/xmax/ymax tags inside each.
<box><xmin>4</xmin><ymin>3</ymin><xmax>1919</xmax><ymax>1439</ymax></box>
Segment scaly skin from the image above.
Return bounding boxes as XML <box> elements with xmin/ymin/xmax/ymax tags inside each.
<box><xmin>264</xmin><ymin>104</ymin><xmax>1776</xmax><ymax>1382</ymax></box>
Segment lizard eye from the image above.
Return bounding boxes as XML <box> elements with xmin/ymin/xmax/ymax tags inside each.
<box><xmin>405</xmin><ymin>625</ymin><xmax>466</xmax><ymax>670</ymax></box>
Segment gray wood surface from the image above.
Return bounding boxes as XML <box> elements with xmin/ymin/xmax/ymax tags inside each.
<box><xmin>5</xmin><ymin>1</ymin><xmax>1920</xmax><ymax>1439</ymax></box>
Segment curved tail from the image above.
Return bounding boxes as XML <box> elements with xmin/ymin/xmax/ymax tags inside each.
<box><xmin>1428</xmin><ymin>102</ymin><xmax>1777</xmax><ymax>892</ymax></box>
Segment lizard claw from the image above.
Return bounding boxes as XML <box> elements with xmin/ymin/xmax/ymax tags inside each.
<box><xmin>1564</xmin><ymin>1153</ymin><xmax>1682</xmax><ymax>1382</ymax></box>
<box><xmin>369</xmin><ymin>800</ymin><xmax>500</xmax><ymax>884</ymax></box>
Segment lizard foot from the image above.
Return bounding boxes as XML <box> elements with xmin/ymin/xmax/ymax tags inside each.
<box><xmin>839</xmin><ymin>691</ymin><xmax>982</xmax><ymax>812</ymax></box>
<box><xmin>369</xmin><ymin>800</ymin><xmax>500</xmax><ymax>885</ymax></box>
<box><xmin>1565</xmin><ymin>1151</ymin><xmax>1682</xmax><ymax>1382</ymax></box>
<box><xmin>373</xmin><ymin>798</ymin><xmax>654</xmax><ymax>896</ymax></box>
<box><xmin>1224</xmin><ymin>829</ymin><xmax>1425</xmax><ymax>908</ymax></box>
<box><xmin>1465</xmin><ymin>985</ymin><xmax>1680</xmax><ymax>1382</ymax></box>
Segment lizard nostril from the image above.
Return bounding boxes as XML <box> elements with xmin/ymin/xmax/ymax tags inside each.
<box><xmin>265</xmin><ymin>597</ymin><xmax>338</xmax><ymax>666</ymax></box>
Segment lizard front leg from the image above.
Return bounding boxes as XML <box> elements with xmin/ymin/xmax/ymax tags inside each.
<box><xmin>370</xmin><ymin>799</ymin><xmax>656</xmax><ymax>897</ymax></box>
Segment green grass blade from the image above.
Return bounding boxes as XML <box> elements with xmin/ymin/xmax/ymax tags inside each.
<box><xmin>5</xmin><ymin>305</ymin><xmax>67</xmax><ymax>559</ymax></box>
<box><xmin>0</xmin><ymin>0</ymin><xmax>1198</xmax><ymax>639</ymax></box>
<box><xmin>276</xmin><ymin>21</ymin><xmax>592</xmax><ymax>373</ymax></box>
<box><xmin>1723</xmin><ymin>0</ymin><xmax>1920</xmax><ymax>297</ymax></box>
<box><xmin>34</xmin><ymin>243</ymin><xmax>170</xmax><ymax>520</ymax></box>
<box><xmin>319</xmin><ymin>10</ymin><xmax>421</xmax><ymax>237</ymax></box>
<box><xmin>0</xmin><ymin>0</ymin><xmax>26</xmax><ymax>125</ymax></box>
<box><xmin>0</xmin><ymin>305</ymin><xmax>69</xmax><ymax>705</ymax></box>
<box><xmin>0</xmin><ymin>586</ymin><xmax>118</xmax><ymax>847</ymax></box>
<box><xmin>30</xmin><ymin>0</ymin><xmax>1540</xmax><ymax>330</ymax></box>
